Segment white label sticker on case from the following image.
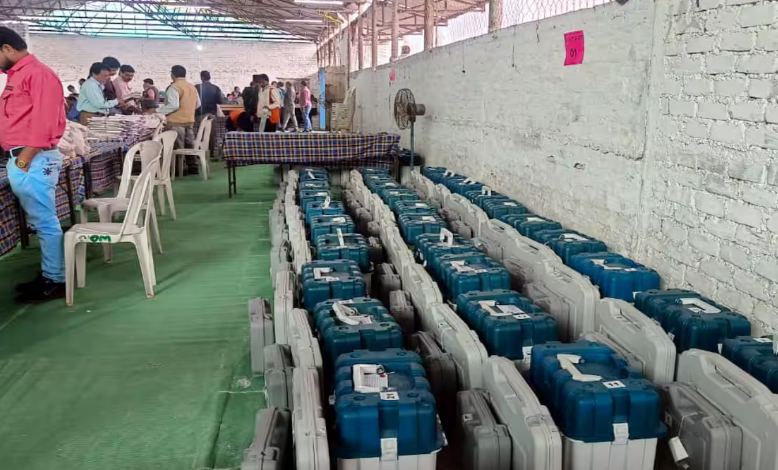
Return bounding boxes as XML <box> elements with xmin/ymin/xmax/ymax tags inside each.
<box><xmin>380</xmin><ymin>392</ymin><xmax>399</xmax><ymax>401</ymax></box>
<box><xmin>603</xmin><ymin>381</ymin><xmax>626</xmax><ymax>389</ymax></box>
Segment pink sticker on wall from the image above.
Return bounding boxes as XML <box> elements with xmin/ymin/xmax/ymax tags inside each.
<box><xmin>564</xmin><ymin>31</ymin><xmax>584</xmax><ymax>66</ymax></box>
<box><xmin>389</xmin><ymin>69</ymin><xmax>396</xmax><ymax>83</ymax></box>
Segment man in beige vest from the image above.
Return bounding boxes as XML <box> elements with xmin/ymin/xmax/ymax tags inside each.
<box><xmin>158</xmin><ymin>65</ymin><xmax>201</xmax><ymax>173</ymax></box>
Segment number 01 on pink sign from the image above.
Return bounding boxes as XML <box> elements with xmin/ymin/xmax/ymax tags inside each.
<box><xmin>564</xmin><ymin>30</ymin><xmax>584</xmax><ymax>66</ymax></box>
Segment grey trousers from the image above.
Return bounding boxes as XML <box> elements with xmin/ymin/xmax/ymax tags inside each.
<box><xmin>167</xmin><ymin>124</ymin><xmax>194</xmax><ymax>149</ymax></box>
<box><xmin>167</xmin><ymin>124</ymin><xmax>196</xmax><ymax>168</ymax></box>
<box><xmin>281</xmin><ymin>107</ymin><xmax>299</xmax><ymax>131</ymax></box>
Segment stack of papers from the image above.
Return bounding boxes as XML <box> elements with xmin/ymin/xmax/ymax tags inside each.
<box><xmin>87</xmin><ymin>115</ymin><xmax>157</xmax><ymax>145</ymax></box>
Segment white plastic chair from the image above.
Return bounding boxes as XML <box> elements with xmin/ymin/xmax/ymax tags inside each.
<box><xmin>80</xmin><ymin>141</ymin><xmax>164</xmax><ymax>261</ymax></box>
<box><xmin>142</xmin><ymin>130</ymin><xmax>177</xmax><ymax>219</ymax></box>
<box><xmin>152</xmin><ymin>121</ymin><xmax>165</xmax><ymax>138</ymax></box>
<box><xmin>65</xmin><ymin>156</ymin><xmax>161</xmax><ymax>306</ymax></box>
<box><xmin>174</xmin><ymin>115</ymin><xmax>213</xmax><ymax>180</ymax></box>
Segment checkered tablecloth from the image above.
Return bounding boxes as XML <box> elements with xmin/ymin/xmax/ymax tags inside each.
<box><xmin>223</xmin><ymin>132</ymin><xmax>400</xmax><ymax>168</ymax></box>
<box><xmin>86</xmin><ymin>142</ymin><xmax>124</xmax><ymax>195</ymax></box>
<box><xmin>210</xmin><ymin>115</ymin><xmax>261</xmax><ymax>159</ymax></box>
<box><xmin>214</xmin><ymin>115</ymin><xmax>227</xmax><ymax>155</ymax></box>
<box><xmin>0</xmin><ymin>170</ymin><xmax>19</xmax><ymax>257</ymax></box>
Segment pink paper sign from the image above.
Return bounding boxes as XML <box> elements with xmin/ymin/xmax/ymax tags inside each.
<box><xmin>564</xmin><ymin>31</ymin><xmax>584</xmax><ymax>66</ymax></box>
<box><xmin>389</xmin><ymin>69</ymin><xmax>396</xmax><ymax>83</ymax></box>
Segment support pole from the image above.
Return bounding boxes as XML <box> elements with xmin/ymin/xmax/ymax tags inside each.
<box><xmin>424</xmin><ymin>0</ymin><xmax>434</xmax><ymax>50</ymax></box>
<box><xmin>391</xmin><ymin>0</ymin><xmax>399</xmax><ymax>62</ymax></box>
<box><xmin>488</xmin><ymin>0</ymin><xmax>503</xmax><ymax>32</ymax></box>
<box><xmin>345</xmin><ymin>28</ymin><xmax>351</xmax><ymax>72</ymax></box>
<box><xmin>357</xmin><ymin>6</ymin><xmax>364</xmax><ymax>70</ymax></box>
<box><xmin>371</xmin><ymin>4</ymin><xmax>378</xmax><ymax>69</ymax></box>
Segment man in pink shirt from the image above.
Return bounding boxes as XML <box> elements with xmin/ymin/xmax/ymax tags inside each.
<box><xmin>113</xmin><ymin>64</ymin><xmax>140</xmax><ymax>114</ymax></box>
<box><xmin>0</xmin><ymin>27</ymin><xmax>67</xmax><ymax>302</ymax></box>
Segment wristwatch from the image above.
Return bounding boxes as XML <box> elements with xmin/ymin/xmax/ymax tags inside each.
<box><xmin>15</xmin><ymin>158</ymin><xmax>27</xmax><ymax>169</ymax></box>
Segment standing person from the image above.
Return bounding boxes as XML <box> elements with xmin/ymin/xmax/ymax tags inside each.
<box><xmin>66</xmin><ymin>84</ymin><xmax>77</xmax><ymax>95</ymax></box>
<box><xmin>300</xmin><ymin>79</ymin><xmax>313</xmax><ymax>132</ymax></box>
<box><xmin>256</xmin><ymin>74</ymin><xmax>281</xmax><ymax>133</ymax></box>
<box><xmin>233</xmin><ymin>86</ymin><xmax>241</xmax><ymax>97</ymax></box>
<box><xmin>141</xmin><ymin>78</ymin><xmax>159</xmax><ymax>113</ymax></box>
<box><xmin>77</xmin><ymin>62</ymin><xmax>126</xmax><ymax>125</ymax></box>
<box><xmin>0</xmin><ymin>27</ymin><xmax>67</xmax><ymax>302</ymax></box>
<box><xmin>281</xmin><ymin>81</ymin><xmax>299</xmax><ymax>132</ymax></box>
<box><xmin>276</xmin><ymin>81</ymin><xmax>286</xmax><ymax>131</ymax></box>
<box><xmin>78</xmin><ymin>78</ymin><xmax>86</xmax><ymax>89</ymax></box>
<box><xmin>158</xmin><ymin>65</ymin><xmax>201</xmax><ymax>174</ymax></box>
<box><xmin>113</xmin><ymin>64</ymin><xmax>139</xmax><ymax>114</ymax></box>
<box><xmin>101</xmin><ymin>56</ymin><xmax>120</xmax><ymax>101</ymax></box>
<box><xmin>194</xmin><ymin>70</ymin><xmax>224</xmax><ymax>155</ymax></box>
<box><xmin>242</xmin><ymin>76</ymin><xmax>260</xmax><ymax>120</ymax></box>
<box><xmin>195</xmin><ymin>70</ymin><xmax>224</xmax><ymax>117</ymax></box>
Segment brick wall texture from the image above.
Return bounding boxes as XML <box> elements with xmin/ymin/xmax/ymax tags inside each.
<box><xmin>29</xmin><ymin>35</ymin><xmax>318</xmax><ymax>94</ymax></box>
<box><xmin>351</xmin><ymin>0</ymin><xmax>778</xmax><ymax>333</ymax></box>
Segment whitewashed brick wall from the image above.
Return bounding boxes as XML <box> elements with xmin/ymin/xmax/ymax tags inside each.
<box><xmin>649</xmin><ymin>0</ymin><xmax>778</xmax><ymax>332</ymax></box>
<box><xmin>352</xmin><ymin>0</ymin><xmax>655</xmax><ymax>266</ymax></box>
<box><xmin>29</xmin><ymin>35</ymin><xmax>317</xmax><ymax>93</ymax></box>
<box><xmin>352</xmin><ymin>0</ymin><xmax>778</xmax><ymax>333</ymax></box>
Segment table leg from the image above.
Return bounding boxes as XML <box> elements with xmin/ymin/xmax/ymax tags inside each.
<box><xmin>227</xmin><ymin>163</ymin><xmax>234</xmax><ymax>198</ymax></box>
<box><xmin>227</xmin><ymin>164</ymin><xmax>238</xmax><ymax>198</ymax></box>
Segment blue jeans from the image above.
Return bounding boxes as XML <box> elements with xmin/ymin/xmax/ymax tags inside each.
<box><xmin>303</xmin><ymin>105</ymin><xmax>312</xmax><ymax>131</ymax></box>
<box><xmin>7</xmin><ymin>150</ymin><xmax>65</xmax><ymax>283</ymax></box>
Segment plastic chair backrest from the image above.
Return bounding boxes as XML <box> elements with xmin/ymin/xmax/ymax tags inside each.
<box><xmin>120</xmin><ymin>156</ymin><xmax>161</xmax><ymax>237</ymax></box>
<box><xmin>152</xmin><ymin>121</ymin><xmax>164</xmax><ymax>138</ymax></box>
<box><xmin>194</xmin><ymin>115</ymin><xmax>214</xmax><ymax>151</ymax></box>
<box><xmin>153</xmin><ymin>130</ymin><xmax>177</xmax><ymax>180</ymax></box>
<box><xmin>117</xmin><ymin>141</ymin><xmax>163</xmax><ymax>199</ymax></box>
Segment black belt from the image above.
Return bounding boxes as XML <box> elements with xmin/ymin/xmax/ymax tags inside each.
<box><xmin>4</xmin><ymin>146</ymin><xmax>57</xmax><ymax>157</ymax></box>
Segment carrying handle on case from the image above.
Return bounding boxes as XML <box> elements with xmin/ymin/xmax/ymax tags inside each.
<box><xmin>439</xmin><ymin>228</ymin><xmax>454</xmax><ymax>247</ymax></box>
<box><xmin>352</xmin><ymin>364</ymin><xmax>388</xmax><ymax>393</ymax></box>
<box><xmin>557</xmin><ymin>354</ymin><xmax>602</xmax><ymax>382</ymax></box>
<box><xmin>333</xmin><ymin>301</ymin><xmax>362</xmax><ymax>325</ymax></box>
<box><xmin>694</xmin><ymin>353</ymin><xmax>756</xmax><ymax>403</ymax></box>
<box><xmin>336</xmin><ymin>229</ymin><xmax>345</xmax><ymax>247</ymax></box>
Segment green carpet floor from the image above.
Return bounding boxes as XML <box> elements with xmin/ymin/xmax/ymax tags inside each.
<box><xmin>0</xmin><ymin>165</ymin><xmax>274</xmax><ymax>470</ymax></box>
